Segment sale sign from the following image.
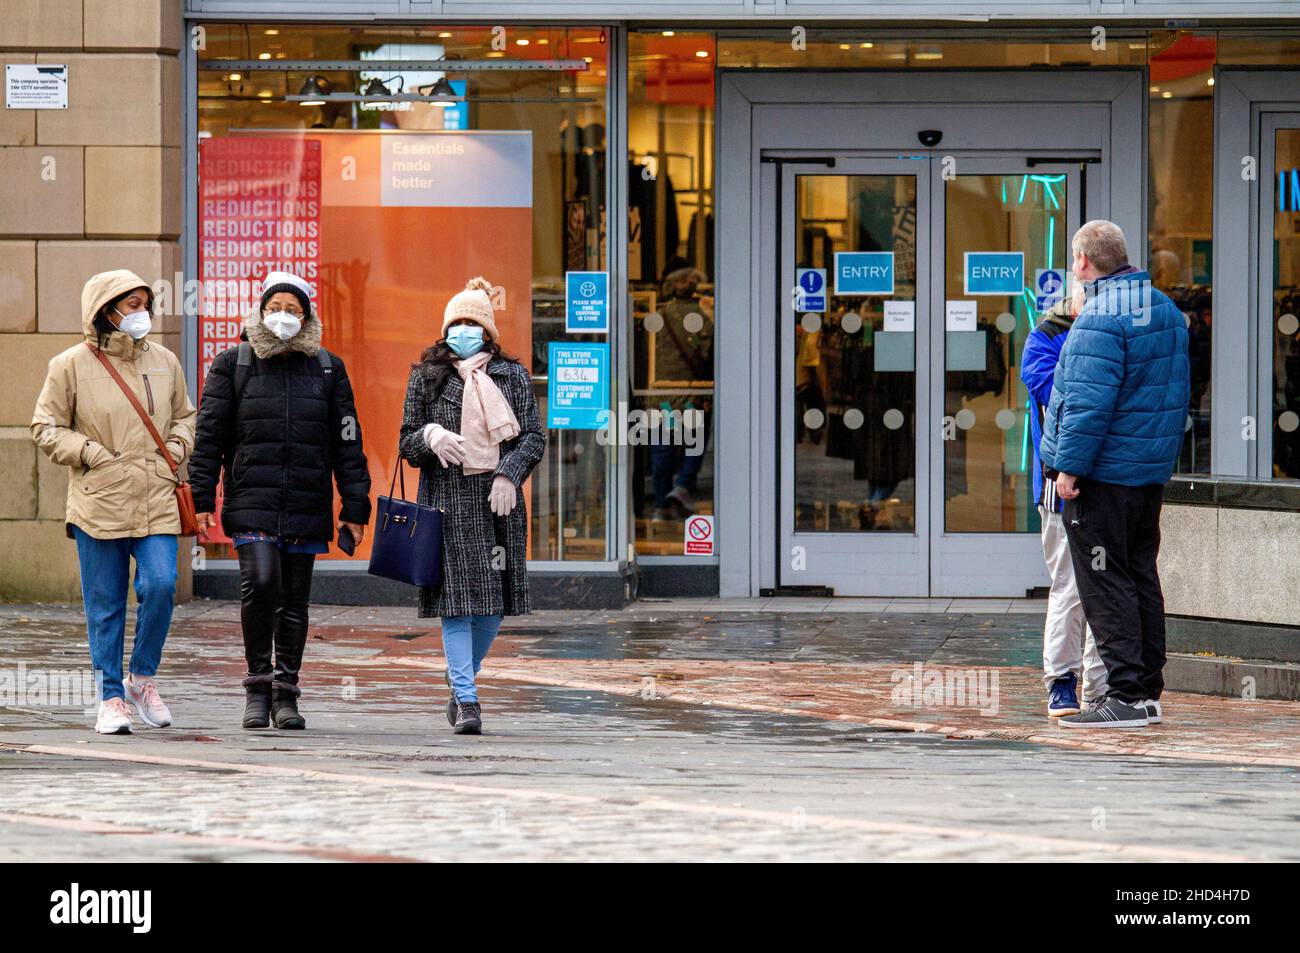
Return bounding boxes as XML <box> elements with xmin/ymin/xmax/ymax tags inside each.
<box><xmin>197</xmin><ymin>137</ymin><xmax>322</xmax><ymax>389</ymax></box>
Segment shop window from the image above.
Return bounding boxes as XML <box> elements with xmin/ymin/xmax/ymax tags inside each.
<box><xmin>196</xmin><ymin>23</ymin><xmax>610</xmax><ymax>564</ymax></box>
<box><xmin>628</xmin><ymin>32</ymin><xmax>716</xmax><ymax>556</ymax></box>
<box><xmin>1148</xmin><ymin>31</ymin><xmax>1215</xmax><ymax>474</ymax></box>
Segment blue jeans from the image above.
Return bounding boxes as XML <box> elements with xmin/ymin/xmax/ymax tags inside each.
<box><xmin>441</xmin><ymin>614</ymin><xmax>503</xmax><ymax>704</ymax></box>
<box><xmin>73</xmin><ymin>527</ymin><xmax>177</xmax><ymax>702</ymax></box>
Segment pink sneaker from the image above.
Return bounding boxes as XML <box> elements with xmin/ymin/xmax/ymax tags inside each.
<box><xmin>124</xmin><ymin>674</ymin><xmax>172</xmax><ymax>728</ymax></box>
<box><xmin>95</xmin><ymin>697</ymin><xmax>134</xmax><ymax>735</ymax></box>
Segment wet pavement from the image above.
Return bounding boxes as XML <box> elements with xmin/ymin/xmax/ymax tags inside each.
<box><xmin>1</xmin><ymin>600</ymin><xmax>1298</xmax><ymax>862</ymax></box>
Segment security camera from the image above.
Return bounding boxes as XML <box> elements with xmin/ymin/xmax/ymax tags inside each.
<box><xmin>918</xmin><ymin>129</ymin><xmax>943</xmax><ymax>148</ymax></box>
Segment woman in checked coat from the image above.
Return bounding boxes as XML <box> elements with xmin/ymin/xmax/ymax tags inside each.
<box><xmin>399</xmin><ymin>277</ymin><xmax>546</xmax><ymax>735</ymax></box>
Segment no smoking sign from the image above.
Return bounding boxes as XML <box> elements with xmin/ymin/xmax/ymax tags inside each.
<box><xmin>684</xmin><ymin>515</ymin><xmax>714</xmax><ymax>556</ymax></box>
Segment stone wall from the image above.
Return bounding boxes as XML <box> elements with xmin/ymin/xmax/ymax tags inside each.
<box><xmin>0</xmin><ymin>0</ymin><xmax>187</xmax><ymax>602</ymax></box>
<box><xmin>1160</xmin><ymin>503</ymin><xmax>1300</xmax><ymax>628</ymax></box>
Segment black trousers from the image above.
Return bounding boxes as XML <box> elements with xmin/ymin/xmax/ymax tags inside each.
<box><xmin>1061</xmin><ymin>478</ymin><xmax>1167</xmax><ymax>704</ymax></box>
<box><xmin>237</xmin><ymin>542</ymin><xmax>316</xmax><ymax>687</ymax></box>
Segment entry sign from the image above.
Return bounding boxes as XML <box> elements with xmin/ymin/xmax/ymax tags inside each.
<box><xmin>835</xmin><ymin>252</ymin><xmax>894</xmax><ymax>296</ymax></box>
<box><xmin>795</xmin><ymin>268</ymin><xmax>827</xmax><ymax>312</ymax></box>
<box><xmin>565</xmin><ymin>271</ymin><xmax>609</xmax><ymax>333</ymax></box>
<box><xmin>5</xmin><ymin>64</ymin><xmax>68</xmax><ymax>109</ymax></box>
<box><xmin>684</xmin><ymin>514</ymin><xmax>715</xmax><ymax>556</ymax></box>
<box><xmin>1035</xmin><ymin>268</ymin><xmax>1065</xmax><ymax>311</ymax></box>
<box><xmin>547</xmin><ymin>342</ymin><xmax>609</xmax><ymax>429</ymax></box>
<box><xmin>965</xmin><ymin>252</ymin><xmax>1024</xmax><ymax>296</ymax></box>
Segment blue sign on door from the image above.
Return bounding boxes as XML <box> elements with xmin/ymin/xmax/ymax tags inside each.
<box><xmin>964</xmin><ymin>252</ymin><xmax>1025</xmax><ymax>296</ymax></box>
<box><xmin>1035</xmin><ymin>268</ymin><xmax>1065</xmax><ymax>311</ymax></box>
<box><xmin>795</xmin><ymin>268</ymin><xmax>827</xmax><ymax>312</ymax></box>
<box><xmin>565</xmin><ymin>271</ymin><xmax>609</xmax><ymax>333</ymax></box>
<box><xmin>834</xmin><ymin>252</ymin><xmax>894</xmax><ymax>295</ymax></box>
<box><xmin>547</xmin><ymin>342</ymin><xmax>608</xmax><ymax>430</ymax></box>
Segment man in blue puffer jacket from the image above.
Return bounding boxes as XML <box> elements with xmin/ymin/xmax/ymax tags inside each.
<box><xmin>1022</xmin><ymin>287</ymin><xmax>1108</xmax><ymax>718</ymax></box>
<box><xmin>1039</xmin><ymin>220</ymin><xmax>1190</xmax><ymax>729</ymax></box>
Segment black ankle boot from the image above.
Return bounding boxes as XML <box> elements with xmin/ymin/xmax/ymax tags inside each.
<box><xmin>271</xmin><ymin>682</ymin><xmax>306</xmax><ymax>730</ymax></box>
<box><xmin>241</xmin><ymin>675</ymin><xmax>272</xmax><ymax>729</ymax></box>
<box><xmin>453</xmin><ymin>701</ymin><xmax>482</xmax><ymax>735</ymax></box>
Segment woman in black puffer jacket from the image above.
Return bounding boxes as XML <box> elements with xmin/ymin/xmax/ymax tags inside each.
<box><xmin>190</xmin><ymin>271</ymin><xmax>371</xmax><ymax>731</ymax></box>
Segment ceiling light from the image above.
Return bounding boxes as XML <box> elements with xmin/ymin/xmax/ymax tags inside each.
<box><xmin>257</xmin><ymin>52</ymin><xmax>272</xmax><ymax>60</ymax></box>
<box><xmin>1207</xmin><ymin>77</ymin><xmax>1215</xmax><ymax>86</ymax></box>
<box><xmin>226</xmin><ymin>72</ymin><xmax>241</xmax><ymax>81</ymax></box>
<box><xmin>426</xmin><ymin>76</ymin><xmax>458</xmax><ymax>108</ymax></box>
<box><xmin>662</xmin><ymin>31</ymin><xmax>675</xmax><ymax>37</ymax></box>
<box><xmin>516</xmin><ymin>39</ymin><xmax>529</xmax><ymax>46</ymax></box>
<box><xmin>860</xmin><ymin>42</ymin><xmax>874</xmax><ymax>49</ymax></box>
<box><xmin>264</xmin><ymin>29</ymin><xmax>280</xmax><ymax>36</ymax></box>
<box><xmin>296</xmin><ymin>75</ymin><xmax>331</xmax><ymax>106</ymax></box>
<box><xmin>361</xmin><ymin>77</ymin><xmax>391</xmax><ymax>98</ymax></box>
<box><xmin>1162</xmin><ymin>90</ymin><xmax>1173</xmax><ymax>98</ymax></box>
<box><xmin>695</xmin><ymin>50</ymin><xmax>709</xmax><ymax>58</ymax></box>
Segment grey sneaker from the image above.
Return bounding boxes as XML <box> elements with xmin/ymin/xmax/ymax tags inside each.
<box><xmin>1137</xmin><ymin>698</ymin><xmax>1163</xmax><ymax>724</ymax></box>
<box><xmin>444</xmin><ymin>668</ymin><xmax>457</xmax><ymax>727</ymax></box>
<box><xmin>1059</xmin><ymin>697</ymin><xmax>1149</xmax><ymax>729</ymax></box>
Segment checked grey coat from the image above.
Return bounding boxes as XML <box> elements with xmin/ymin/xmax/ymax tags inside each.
<box><xmin>398</xmin><ymin>356</ymin><xmax>546</xmax><ymax>618</ymax></box>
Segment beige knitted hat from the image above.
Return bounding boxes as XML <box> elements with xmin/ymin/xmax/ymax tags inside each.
<box><xmin>441</xmin><ymin>276</ymin><xmax>499</xmax><ymax>341</ymax></box>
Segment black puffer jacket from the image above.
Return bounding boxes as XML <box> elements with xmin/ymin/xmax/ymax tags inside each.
<box><xmin>190</xmin><ymin>315</ymin><xmax>371</xmax><ymax>541</ymax></box>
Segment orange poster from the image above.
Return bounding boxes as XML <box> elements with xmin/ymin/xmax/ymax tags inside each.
<box><xmin>197</xmin><ymin>130</ymin><xmax>534</xmax><ymax>559</ymax></box>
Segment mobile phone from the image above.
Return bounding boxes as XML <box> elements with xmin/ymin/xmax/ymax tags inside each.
<box><xmin>337</xmin><ymin>524</ymin><xmax>356</xmax><ymax>556</ymax></box>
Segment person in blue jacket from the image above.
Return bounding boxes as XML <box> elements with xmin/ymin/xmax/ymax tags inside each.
<box><xmin>1039</xmin><ymin>220</ymin><xmax>1190</xmax><ymax>729</ymax></box>
<box><xmin>1021</xmin><ymin>284</ymin><xmax>1108</xmax><ymax>718</ymax></box>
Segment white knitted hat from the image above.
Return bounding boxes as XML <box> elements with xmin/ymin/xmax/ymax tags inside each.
<box><xmin>441</xmin><ymin>276</ymin><xmax>499</xmax><ymax>341</ymax></box>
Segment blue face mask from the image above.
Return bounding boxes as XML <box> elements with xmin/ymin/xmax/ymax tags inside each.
<box><xmin>446</xmin><ymin>324</ymin><xmax>485</xmax><ymax>359</ymax></box>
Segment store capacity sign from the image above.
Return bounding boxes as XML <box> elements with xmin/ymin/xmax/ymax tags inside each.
<box><xmin>197</xmin><ymin>137</ymin><xmax>322</xmax><ymax>388</ymax></box>
<box><xmin>547</xmin><ymin>342</ymin><xmax>608</xmax><ymax>429</ymax></box>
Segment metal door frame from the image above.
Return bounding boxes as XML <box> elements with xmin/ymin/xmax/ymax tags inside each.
<box><xmin>717</xmin><ymin>69</ymin><xmax>1146</xmax><ymax>597</ymax></box>
<box><xmin>777</xmin><ymin>157</ymin><xmax>933</xmax><ymax>596</ymax></box>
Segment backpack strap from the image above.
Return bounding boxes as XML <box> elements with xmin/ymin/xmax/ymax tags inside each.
<box><xmin>234</xmin><ymin>342</ymin><xmax>254</xmax><ymax>398</ymax></box>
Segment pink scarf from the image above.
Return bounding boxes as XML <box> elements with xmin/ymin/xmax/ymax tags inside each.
<box><xmin>454</xmin><ymin>351</ymin><xmax>520</xmax><ymax>474</ymax></box>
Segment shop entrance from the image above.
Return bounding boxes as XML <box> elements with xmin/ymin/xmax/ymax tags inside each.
<box><xmin>716</xmin><ymin>71</ymin><xmax>1146</xmax><ymax>597</ymax></box>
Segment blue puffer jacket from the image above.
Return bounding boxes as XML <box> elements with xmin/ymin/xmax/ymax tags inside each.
<box><xmin>1020</xmin><ymin>301</ymin><xmax>1073</xmax><ymax>510</ymax></box>
<box><xmin>1040</xmin><ymin>268</ymin><xmax>1190</xmax><ymax>487</ymax></box>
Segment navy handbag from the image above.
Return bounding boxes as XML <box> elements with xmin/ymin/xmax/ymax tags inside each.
<box><xmin>367</xmin><ymin>454</ymin><xmax>444</xmax><ymax>589</ymax></box>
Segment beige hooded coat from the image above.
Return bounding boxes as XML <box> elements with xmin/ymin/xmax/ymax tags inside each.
<box><xmin>31</xmin><ymin>270</ymin><xmax>197</xmax><ymax>539</ymax></box>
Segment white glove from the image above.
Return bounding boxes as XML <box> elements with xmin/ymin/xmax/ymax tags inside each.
<box><xmin>423</xmin><ymin>423</ymin><xmax>467</xmax><ymax>468</ymax></box>
<box><xmin>489</xmin><ymin>475</ymin><xmax>517</xmax><ymax>517</ymax></box>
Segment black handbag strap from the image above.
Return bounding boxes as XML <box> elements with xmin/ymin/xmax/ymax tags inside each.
<box><xmin>388</xmin><ymin>446</ymin><xmax>410</xmax><ymax>501</ymax></box>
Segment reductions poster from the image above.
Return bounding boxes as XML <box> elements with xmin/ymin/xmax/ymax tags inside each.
<box><xmin>197</xmin><ymin>131</ymin><xmax>533</xmax><ymax>557</ymax></box>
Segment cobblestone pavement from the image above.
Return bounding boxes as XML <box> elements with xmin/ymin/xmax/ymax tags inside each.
<box><xmin>1</xmin><ymin>602</ymin><xmax>1297</xmax><ymax>862</ymax></box>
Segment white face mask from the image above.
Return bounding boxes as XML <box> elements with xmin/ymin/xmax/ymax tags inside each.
<box><xmin>114</xmin><ymin>308</ymin><xmax>152</xmax><ymax>341</ymax></box>
<box><xmin>263</xmin><ymin>310</ymin><xmax>302</xmax><ymax>342</ymax></box>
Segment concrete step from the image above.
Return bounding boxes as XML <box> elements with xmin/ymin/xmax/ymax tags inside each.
<box><xmin>1164</xmin><ymin>653</ymin><xmax>1300</xmax><ymax>701</ymax></box>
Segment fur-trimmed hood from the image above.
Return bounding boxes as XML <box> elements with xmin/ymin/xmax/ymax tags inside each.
<box><xmin>241</xmin><ymin>307</ymin><xmax>323</xmax><ymax>359</ymax></box>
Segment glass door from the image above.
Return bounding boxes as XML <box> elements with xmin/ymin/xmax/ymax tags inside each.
<box><xmin>1258</xmin><ymin>114</ymin><xmax>1300</xmax><ymax>479</ymax></box>
<box><xmin>778</xmin><ymin>159</ymin><xmax>930</xmax><ymax>596</ymax></box>
<box><xmin>777</xmin><ymin>156</ymin><xmax>1083</xmax><ymax>597</ymax></box>
<box><xmin>930</xmin><ymin>159</ymin><xmax>1082</xmax><ymax>595</ymax></box>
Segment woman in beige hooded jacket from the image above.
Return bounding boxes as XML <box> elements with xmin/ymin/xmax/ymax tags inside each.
<box><xmin>31</xmin><ymin>270</ymin><xmax>196</xmax><ymax>736</ymax></box>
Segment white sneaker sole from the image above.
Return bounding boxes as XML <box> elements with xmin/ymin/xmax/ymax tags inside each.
<box><xmin>95</xmin><ymin>721</ymin><xmax>132</xmax><ymax>735</ymax></box>
<box><xmin>1059</xmin><ymin>718</ymin><xmax>1148</xmax><ymax>729</ymax></box>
